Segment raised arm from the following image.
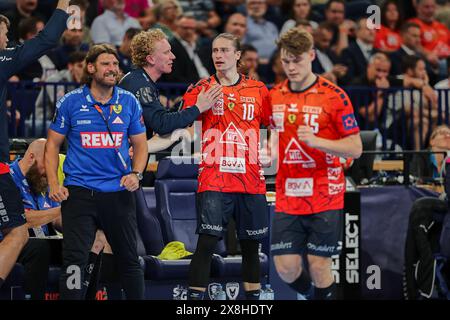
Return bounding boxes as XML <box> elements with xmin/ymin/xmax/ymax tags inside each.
<box><xmin>56</xmin><ymin>0</ymin><xmax>71</xmax><ymax>11</ymax></box>
<box><xmin>1</xmin><ymin>2</ymin><xmax>70</xmax><ymax>80</ymax></box>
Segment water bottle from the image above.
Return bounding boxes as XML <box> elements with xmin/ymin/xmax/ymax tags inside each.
<box><xmin>259</xmin><ymin>288</ymin><xmax>267</xmax><ymax>300</ymax></box>
<box><xmin>264</xmin><ymin>284</ymin><xmax>274</xmax><ymax>300</ymax></box>
<box><xmin>214</xmin><ymin>284</ymin><xmax>226</xmax><ymax>300</ymax></box>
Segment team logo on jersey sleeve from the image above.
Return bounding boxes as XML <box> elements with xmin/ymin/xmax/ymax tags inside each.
<box><xmin>342</xmin><ymin>114</ymin><xmax>358</xmax><ymax>130</ymax></box>
<box><xmin>138</xmin><ymin>87</ymin><xmax>155</xmax><ymax>104</ymax></box>
<box><xmin>113</xmin><ymin>104</ymin><xmax>122</xmax><ymax>114</ymax></box>
<box><xmin>283</xmin><ymin>138</ymin><xmax>315</xmax><ymax>168</ymax></box>
<box><xmin>220</xmin><ymin>122</ymin><xmax>247</xmax><ymax>147</ymax></box>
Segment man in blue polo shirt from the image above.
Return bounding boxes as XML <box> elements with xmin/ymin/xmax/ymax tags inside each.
<box><xmin>45</xmin><ymin>44</ymin><xmax>148</xmax><ymax>300</ymax></box>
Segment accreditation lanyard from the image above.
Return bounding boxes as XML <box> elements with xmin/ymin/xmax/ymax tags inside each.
<box><xmin>93</xmin><ymin>104</ymin><xmax>128</xmax><ymax>170</ymax></box>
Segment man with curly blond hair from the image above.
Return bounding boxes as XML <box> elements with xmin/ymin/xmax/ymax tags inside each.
<box><xmin>119</xmin><ymin>28</ymin><xmax>221</xmax><ymax>141</ymax></box>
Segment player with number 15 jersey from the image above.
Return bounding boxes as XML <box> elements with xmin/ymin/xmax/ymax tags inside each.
<box><xmin>269</xmin><ymin>28</ymin><xmax>362</xmax><ymax>301</ymax></box>
<box><xmin>270</xmin><ymin>75</ymin><xmax>360</xmax><ymax>215</ymax></box>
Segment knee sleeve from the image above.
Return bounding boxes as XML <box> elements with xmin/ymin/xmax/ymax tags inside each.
<box><xmin>188</xmin><ymin>234</ymin><xmax>219</xmax><ymax>288</ymax></box>
<box><xmin>240</xmin><ymin>239</ymin><xmax>260</xmax><ymax>284</ymax></box>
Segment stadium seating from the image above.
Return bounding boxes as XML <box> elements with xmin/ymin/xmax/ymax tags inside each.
<box><xmin>139</xmin><ymin>157</ymin><xmax>269</xmax><ymax>282</ymax></box>
<box><xmin>0</xmin><ymin>261</ymin><xmax>61</xmax><ymax>300</ymax></box>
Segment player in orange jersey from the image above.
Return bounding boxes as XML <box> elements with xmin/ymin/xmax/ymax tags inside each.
<box><xmin>269</xmin><ymin>28</ymin><xmax>362</xmax><ymax>300</ymax></box>
<box><xmin>182</xmin><ymin>33</ymin><xmax>272</xmax><ymax>300</ymax></box>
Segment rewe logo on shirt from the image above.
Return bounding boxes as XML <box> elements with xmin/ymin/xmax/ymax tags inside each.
<box><xmin>80</xmin><ymin>132</ymin><xmax>123</xmax><ymax>148</ymax></box>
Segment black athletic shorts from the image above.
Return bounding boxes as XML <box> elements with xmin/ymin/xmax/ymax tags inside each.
<box><xmin>196</xmin><ymin>191</ymin><xmax>269</xmax><ymax>240</ymax></box>
<box><xmin>0</xmin><ymin>173</ymin><xmax>26</xmax><ymax>232</ymax></box>
<box><xmin>271</xmin><ymin>210</ymin><xmax>343</xmax><ymax>257</ymax></box>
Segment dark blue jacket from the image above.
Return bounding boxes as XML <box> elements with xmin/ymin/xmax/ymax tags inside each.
<box><xmin>340</xmin><ymin>42</ymin><xmax>378</xmax><ymax>85</ymax></box>
<box><xmin>118</xmin><ymin>68</ymin><xmax>200</xmax><ymax>138</ymax></box>
<box><xmin>0</xmin><ymin>9</ymin><xmax>68</xmax><ymax>163</ymax></box>
<box><xmin>389</xmin><ymin>47</ymin><xmax>434</xmax><ymax>82</ymax></box>
<box><xmin>312</xmin><ymin>48</ymin><xmax>339</xmax><ymax>75</ymax></box>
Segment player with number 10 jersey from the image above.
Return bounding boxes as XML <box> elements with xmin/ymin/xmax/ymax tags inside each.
<box><xmin>182</xmin><ymin>71</ymin><xmax>271</xmax><ymax>194</ymax></box>
<box><xmin>181</xmin><ymin>33</ymin><xmax>272</xmax><ymax>301</ymax></box>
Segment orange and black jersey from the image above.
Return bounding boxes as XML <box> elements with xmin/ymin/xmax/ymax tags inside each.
<box><xmin>182</xmin><ymin>74</ymin><xmax>271</xmax><ymax>194</ymax></box>
<box><xmin>270</xmin><ymin>76</ymin><xmax>360</xmax><ymax>215</ymax></box>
